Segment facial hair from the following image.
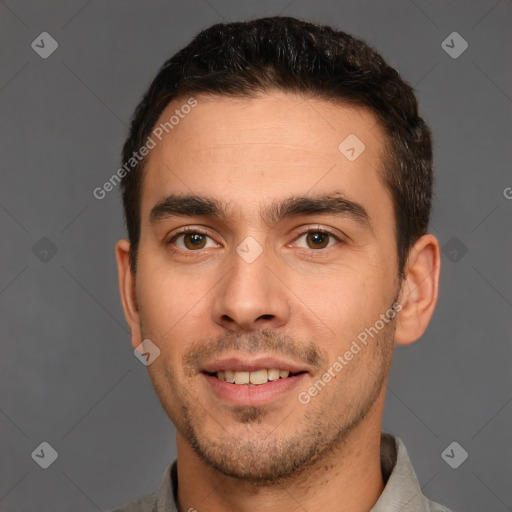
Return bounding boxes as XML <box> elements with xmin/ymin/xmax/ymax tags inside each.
<box><xmin>146</xmin><ymin>304</ymin><xmax>397</xmax><ymax>485</ymax></box>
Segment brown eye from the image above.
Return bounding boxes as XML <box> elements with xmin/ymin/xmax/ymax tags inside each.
<box><xmin>183</xmin><ymin>233</ymin><xmax>207</xmax><ymax>250</ymax></box>
<box><xmin>305</xmin><ymin>232</ymin><xmax>330</xmax><ymax>249</ymax></box>
<box><xmin>292</xmin><ymin>230</ymin><xmax>340</xmax><ymax>250</ymax></box>
<box><xmin>170</xmin><ymin>231</ymin><xmax>217</xmax><ymax>251</ymax></box>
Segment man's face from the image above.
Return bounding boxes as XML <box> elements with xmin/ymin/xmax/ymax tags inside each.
<box><xmin>130</xmin><ymin>93</ymin><xmax>401</xmax><ymax>482</ymax></box>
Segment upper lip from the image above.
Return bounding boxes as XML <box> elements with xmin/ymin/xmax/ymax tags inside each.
<box><xmin>200</xmin><ymin>355</ymin><xmax>311</xmax><ymax>374</ymax></box>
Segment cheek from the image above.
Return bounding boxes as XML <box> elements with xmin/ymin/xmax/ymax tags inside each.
<box><xmin>135</xmin><ymin>257</ymin><xmax>219</xmax><ymax>361</ymax></box>
<box><xmin>298</xmin><ymin>261</ymin><xmax>395</xmax><ymax>353</ymax></box>
<box><xmin>135</xmin><ymin>259</ymin><xmax>199</xmax><ymax>335</ymax></box>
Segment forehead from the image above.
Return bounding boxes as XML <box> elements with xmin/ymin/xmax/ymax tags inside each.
<box><xmin>140</xmin><ymin>93</ymin><xmax>391</xmax><ymax>224</ymax></box>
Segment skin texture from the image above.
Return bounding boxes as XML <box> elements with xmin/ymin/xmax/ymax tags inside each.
<box><xmin>116</xmin><ymin>92</ymin><xmax>441</xmax><ymax>512</ymax></box>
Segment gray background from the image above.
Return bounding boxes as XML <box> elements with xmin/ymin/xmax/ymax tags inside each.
<box><xmin>1</xmin><ymin>1</ymin><xmax>511</xmax><ymax>511</ymax></box>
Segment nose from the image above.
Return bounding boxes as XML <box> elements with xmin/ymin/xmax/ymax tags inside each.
<box><xmin>211</xmin><ymin>242</ymin><xmax>291</xmax><ymax>332</ymax></box>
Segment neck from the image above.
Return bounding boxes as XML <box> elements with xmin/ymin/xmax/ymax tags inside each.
<box><xmin>175</xmin><ymin>397</ymin><xmax>386</xmax><ymax>512</ymax></box>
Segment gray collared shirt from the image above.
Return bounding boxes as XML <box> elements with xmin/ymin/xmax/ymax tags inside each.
<box><xmin>110</xmin><ymin>432</ymin><xmax>455</xmax><ymax>512</ymax></box>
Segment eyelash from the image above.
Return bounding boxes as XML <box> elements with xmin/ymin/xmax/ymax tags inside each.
<box><xmin>165</xmin><ymin>226</ymin><xmax>342</xmax><ymax>253</ymax></box>
<box><xmin>165</xmin><ymin>227</ymin><xmax>216</xmax><ymax>253</ymax></box>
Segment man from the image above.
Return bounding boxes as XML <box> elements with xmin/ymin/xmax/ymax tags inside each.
<box><xmin>112</xmin><ymin>16</ymin><xmax>451</xmax><ymax>512</ymax></box>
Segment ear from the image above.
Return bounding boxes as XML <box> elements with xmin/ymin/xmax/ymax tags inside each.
<box><xmin>394</xmin><ymin>234</ymin><xmax>441</xmax><ymax>346</ymax></box>
<box><xmin>115</xmin><ymin>239</ymin><xmax>143</xmax><ymax>350</ymax></box>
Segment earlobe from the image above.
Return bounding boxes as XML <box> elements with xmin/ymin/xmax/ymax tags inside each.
<box><xmin>394</xmin><ymin>234</ymin><xmax>441</xmax><ymax>346</ymax></box>
<box><xmin>115</xmin><ymin>239</ymin><xmax>143</xmax><ymax>349</ymax></box>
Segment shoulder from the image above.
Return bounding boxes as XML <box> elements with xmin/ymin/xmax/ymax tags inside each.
<box><xmin>377</xmin><ymin>433</ymin><xmax>458</xmax><ymax>512</ymax></box>
<box><xmin>428</xmin><ymin>499</ymin><xmax>457</xmax><ymax>512</ymax></box>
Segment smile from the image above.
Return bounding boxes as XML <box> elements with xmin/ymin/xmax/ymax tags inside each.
<box><xmin>209</xmin><ymin>368</ymin><xmax>303</xmax><ymax>385</ymax></box>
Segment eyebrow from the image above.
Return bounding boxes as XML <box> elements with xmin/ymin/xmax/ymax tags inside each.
<box><xmin>149</xmin><ymin>191</ymin><xmax>371</xmax><ymax>229</ymax></box>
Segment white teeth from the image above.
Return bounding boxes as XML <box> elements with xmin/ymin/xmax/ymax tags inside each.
<box><xmin>234</xmin><ymin>371</ymin><xmax>250</xmax><ymax>384</ymax></box>
<box><xmin>215</xmin><ymin>368</ymin><xmax>295</xmax><ymax>385</ymax></box>
<box><xmin>249</xmin><ymin>369</ymin><xmax>268</xmax><ymax>385</ymax></box>
<box><xmin>267</xmin><ymin>368</ymin><xmax>280</xmax><ymax>381</ymax></box>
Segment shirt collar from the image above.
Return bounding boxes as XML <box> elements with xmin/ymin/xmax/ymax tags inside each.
<box><xmin>370</xmin><ymin>432</ymin><xmax>431</xmax><ymax>512</ymax></box>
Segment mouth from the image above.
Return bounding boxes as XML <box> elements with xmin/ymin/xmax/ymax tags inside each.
<box><xmin>205</xmin><ymin>368</ymin><xmax>306</xmax><ymax>386</ymax></box>
<box><xmin>199</xmin><ymin>356</ymin><xmax>310</xmax><ymax>406</ymax></box>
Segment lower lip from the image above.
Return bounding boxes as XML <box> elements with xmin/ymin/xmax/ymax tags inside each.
<box><xmin>202</xmin><ymin>373</ymin><xmax>307</xmax><ymax>407</ymax></box>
